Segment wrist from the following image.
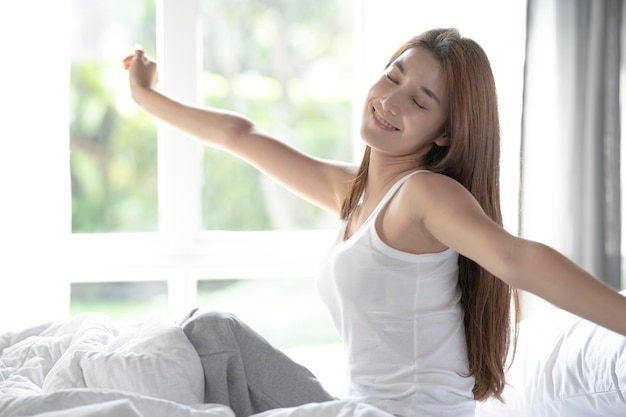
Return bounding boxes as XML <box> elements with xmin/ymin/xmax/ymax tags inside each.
<box><xmin>131</xmin><ymin>85</ymin><xmax>155</xmax><ymax>108</ymax></box>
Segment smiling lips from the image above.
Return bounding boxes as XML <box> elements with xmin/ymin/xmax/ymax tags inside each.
<box><xmin>372</xmin><ymin>107</ymin><xmax>399</xmax><ymax>131</ymax></box>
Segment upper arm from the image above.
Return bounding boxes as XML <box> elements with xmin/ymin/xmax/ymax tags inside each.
<box><xmin>406</xmin><ymin>177</ymin><xmax>626</xmax><ymax>336</ymax></box>
<box><xmin>407</xmin><ymin>174</ymin><xmax>520</xmax><ymax>283</ymax></box>
<box><xmin>228</xmin><ymin>127</ymin><xmax>355</xmax><ymax>215</ymax></box>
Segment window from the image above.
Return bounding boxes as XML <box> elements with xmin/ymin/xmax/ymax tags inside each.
<box><xmin>68</xmin><ymin>0</ymin><xmax>352</xmax><ymax>376</ymax></box>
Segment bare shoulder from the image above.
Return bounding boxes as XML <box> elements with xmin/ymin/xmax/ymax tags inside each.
<box><xmin>404</xmin><ymin>171</ymin><xmax>467</xmax><ymax>192</ymax></box>
<box><xmin>400</xmin><ymin>171</ymin><xmax>478</xmax><ymax>219</ymax></box>
<box><xmin>399</xmin><ymin>171</ymin><xmax>518</xmax><ymax>273</ymax></box>
<box><xmin>373</xmin><ymin>171</ymin><xmax>480</xmax><ymax>254</ymax></box>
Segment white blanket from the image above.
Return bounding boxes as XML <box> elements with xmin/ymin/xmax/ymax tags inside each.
<box><xmin>6</xmin><ymin>308</ymin><xmax>625</xmax><ymax>417</ymax></box>
<box><xmin>0</xmin><ymin>313</ymin><xmax>392</xmax><ymax>417</ymax></box>
<box><xmin>0</xmin><ymin>312</ymin><xmax>223</xmax><ymax>416</ymax></box>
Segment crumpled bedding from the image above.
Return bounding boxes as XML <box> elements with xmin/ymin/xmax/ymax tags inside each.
<box><xmin>5</xmin><ymin>306</ymin><xmax>625</xmax><ymax>417</ymax></box>
<box><xmin>0</xmin><ymin>313</ymin><xmax>392</xmax><ymax>417</ymax></box>
<box><xmin>476</xmin><ymin>291</ymin><xmax>626</xmax><ymax>417</ymax></box>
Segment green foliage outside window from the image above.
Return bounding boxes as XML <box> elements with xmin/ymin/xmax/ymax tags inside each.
<box><xmin>70</xmin><ymin>0</ymin><xmax>157</xmax><ymax>233</ymax></box>
<box><xmin>200</xmin><ymin>0</ymin><xmax>353</xmax><ymax>230</ymax></box>
<box><xmin>69</xmin><ymin>0</ymin><xmax>352</xmax><ymax>233</ymax></box>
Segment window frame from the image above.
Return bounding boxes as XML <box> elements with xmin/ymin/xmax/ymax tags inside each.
<box><xmin>68</xmin><ymin>0</ymin><xmax>336</xmax><ymax>318</ymax></box>
<box><xmin>68</xmin><ymin>0</ymin><xmax>535</xmax><ymax>318</ymax></box>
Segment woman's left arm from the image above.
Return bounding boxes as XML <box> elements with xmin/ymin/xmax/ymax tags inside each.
<box><xmin>496</xmin><ymin>239</ymin><xmax>626</xmax><ymax>336</ymax></box>
<box><xmin>411</xmin><ymin>174</ymin><xmax>626</xmax><ymax>336</ymax></box>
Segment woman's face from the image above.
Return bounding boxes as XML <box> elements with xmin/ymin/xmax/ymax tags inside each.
<box><xmin>361</xmin><ymin>47</ymin><xmax>449</xmax><ymax>159</ymax></box>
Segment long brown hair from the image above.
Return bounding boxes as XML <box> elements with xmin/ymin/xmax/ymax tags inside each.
<box><xmin>340</xmin><ymin>28</ymin><xmax>519</xmax><ymax>402</ymax></box>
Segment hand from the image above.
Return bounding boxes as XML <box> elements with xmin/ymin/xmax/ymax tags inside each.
<box><xmin>122</xmin><ymin>44</ymin><xmax>158</xmax><ymax>98</ymax></box>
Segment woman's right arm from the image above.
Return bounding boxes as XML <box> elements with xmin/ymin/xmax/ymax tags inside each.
<box><xmin>123</xmin><ymin>49</ymin><xmax>354</xmax><ymax>215</ymax></box>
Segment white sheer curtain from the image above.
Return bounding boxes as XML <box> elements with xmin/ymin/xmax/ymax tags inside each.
<box><xmin>0</xmin><ymin>1</ymin><xmax>71</xmax><ymax>332</ymax></box>
<box><xmin>520</xmin><ymin>0</ymin><xmax>623</xmax><ymax>315</ymax></box>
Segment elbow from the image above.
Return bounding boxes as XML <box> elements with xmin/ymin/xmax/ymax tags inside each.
<box><xmin>222</xmin><ymin>115</ymin><xmax>257</xmax><ymax>152</ymax></box>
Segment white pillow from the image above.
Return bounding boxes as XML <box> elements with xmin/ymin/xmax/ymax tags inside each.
<box><xmin>476</xmin><ymin>293</ymin><xmax>626</xmax><ymax>417</ymax></box>
<box><xmin>42</xmin><ymin>314</ymin><xmax>204</xmax><ymax>405</ymax></box>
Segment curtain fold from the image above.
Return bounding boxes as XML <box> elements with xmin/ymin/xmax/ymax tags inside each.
<box><xmin>521</xmin><ymin>0</ymin><xmax>623</xmax><ymax>291</ymax></box>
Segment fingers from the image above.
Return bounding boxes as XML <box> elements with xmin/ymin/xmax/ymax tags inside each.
<box><xmin>123</xmin><ymin>43</ymin><xmax>159</xmax><ymax>89</ymax></box>
<box><xmin>122</xmin><ymin>55</ymin><xmax>133</xmax><ymax>70</ymax></box>
<box><xmin>134</xmin><ymin>44</ymin><xmax>145</xmax><ymax>62</ymax></box>
<box><xmin>134</xmin><ymin>43</ymin><xmax>151</xmax><ymax>65</ymax></box>
<box><xmin>122</xmin><ymin>43</ymin><xmax>151</xmax><ymax>70</ymax></box>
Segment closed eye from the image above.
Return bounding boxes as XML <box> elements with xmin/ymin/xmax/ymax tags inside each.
<box><xmin>412</xmin><ymin>98</ymin><xmax>426</xmax><ymax>109</ymax></box>
<box><xmin>385</xmin><ymin>73</ymin><xmax>398</xmax><ymax>84</ymax></box>
<box><xmin>384</xmin><ymin>68</ymin><xmax>427</xmax><ymax>109</ymax></box>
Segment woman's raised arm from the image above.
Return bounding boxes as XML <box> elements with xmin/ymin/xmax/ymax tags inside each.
<box><xmin>123</xmin><ymin>48</ymin><xmax>354</xmax><ymax>215</ymax></box>
<box><xmin>409</xmin><ymin>172</ymin><xmax>626</xmax><ymax>337</ymax></box>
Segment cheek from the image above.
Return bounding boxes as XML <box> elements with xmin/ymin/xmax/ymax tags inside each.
<box><xmin>401</xmin><ymin>116</ymin><xmax>444</xmax><ymax>146</ymax></box>
<box><xmin>365</xmin><ymin>79</ymin><xmax>387</xmax><ymax>100</ymax></box>
<box><xmin>361</xmin><ymin>83</ymin><xmax>383</xmax><ymax>116</ymax></box>
<box><xmin>403</xmin><ymin>114</ymin><xmax>427</xmax><ymax>135</ymax></box>
<box><xmin>410</xmin><ymin>111</ymin><xmax>447</xmax><ymax>135</ymax></box>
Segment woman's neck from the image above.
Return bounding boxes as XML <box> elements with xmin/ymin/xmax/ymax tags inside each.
<box><xmin>364</xmin><ymin>151</ymin><xmax>424</xmax><ymax>196</ymax></box>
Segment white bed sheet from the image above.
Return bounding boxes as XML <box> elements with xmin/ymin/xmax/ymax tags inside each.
<box><xmin>476</xmin><ymin>291</ymin><xmax>626</xmax><ymax>417</ymax></box>
<box><xmin>4</xmin><ymin>305</ymin><xmax>626</xmax><ymax>417</ymax></box>
<box><xmin>0</xmin><ymin>313</ymin><xmax>392</xmax><ymax>417</ymax></box>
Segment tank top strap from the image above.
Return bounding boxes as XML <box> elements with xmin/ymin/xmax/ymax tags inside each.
<box><xmin>353</xmin><ymin>170</ymin><xmax>431</xmax><ymax>237</ymax></box>
<box><xmin>370</xmin><ymin>170</ymin><xmax>430</xmax><ymax>216</ymax></box>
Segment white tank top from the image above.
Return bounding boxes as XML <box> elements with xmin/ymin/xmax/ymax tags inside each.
<box><xmin>315</xmin><ymin>171</ymin><xmax>476</xmax><ymax>417</ymax></box>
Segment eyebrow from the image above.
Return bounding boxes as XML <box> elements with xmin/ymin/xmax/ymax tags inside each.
<box><xmin>394</xmin><ymin>61</ymin><xmax>406</xmax><ymax>75</ymax></box>
<box><xmin>393</xmin><ymin>61</ymin><xmax>441</xmax><ymax>105</ymax></box>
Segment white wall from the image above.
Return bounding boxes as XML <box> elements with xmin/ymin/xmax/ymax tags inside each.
<box><xmin>0</xmin><ymin>1</ymin><xmax>72</xmax><ymax>332</ymax></box>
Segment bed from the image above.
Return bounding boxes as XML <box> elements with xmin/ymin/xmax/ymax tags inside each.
<box><xmin>476</xmin><ymin>291</ymin><xmax>626</xmax><ymax>417</ymax></box>
<box><xmin>0</xmin><ymin>312</ymin><xmax>390</xmax><ymax>417</ymax></box>
<box><xmin>1</xmin><ymin>298</ymin><xmax>625</xmax><ymax>417</ymax></box>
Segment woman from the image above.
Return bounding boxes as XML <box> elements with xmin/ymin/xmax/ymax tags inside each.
<box><xmin>124</xmin><ymin>28</ymin><xmax>626</xmax><ymax>417</ymax></box>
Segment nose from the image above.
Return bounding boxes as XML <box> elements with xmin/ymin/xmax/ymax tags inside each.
<box><xmin>381</xmin><ymin>94</ymin><xmax>400</xmax><ymax>116</ymax></box>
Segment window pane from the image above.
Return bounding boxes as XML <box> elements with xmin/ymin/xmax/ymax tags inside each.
<box><xmin>199</xmin><ymin>0</ymin><xmax>354</xmax><ymax>230</ymax></box>
<box><xmin>70</xmin><ymin>0</ymin><xmax>158</xmax><ymax>232</ymax></box>
<box><xmin>70</xmin><ymin>281</ymin><xmax>169</xmax><ymax>324</ymax></box>
<box><xmin>197</xmin><ymin>278</ymin><xmax>339</xmax><ymax>349</ymax></box>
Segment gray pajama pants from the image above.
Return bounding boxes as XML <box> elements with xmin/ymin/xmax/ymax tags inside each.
<box><xmin>180</xmin><ymin>310</ymin><xmax>335</xmax><ymax>417</ymax></box>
